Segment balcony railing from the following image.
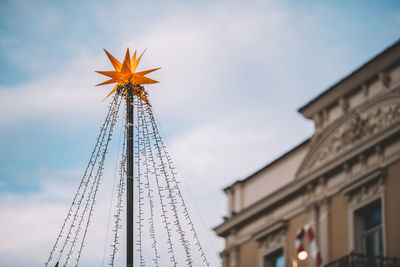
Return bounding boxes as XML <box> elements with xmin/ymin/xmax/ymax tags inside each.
<box><xmin>325</xmin><ymin>252</ymin><xmax>400</xmax><ymax>267</ymax></box>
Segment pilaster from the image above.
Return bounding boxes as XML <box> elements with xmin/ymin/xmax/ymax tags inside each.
<box><xmin>318</xmin><ymin>197</ymin><xmax>330</xmax><ymax>263</ymax></box>
<box><xmin>229</xmin><ymin>245</ymin><xmax>239</xmax><ymax>267</ymax></box>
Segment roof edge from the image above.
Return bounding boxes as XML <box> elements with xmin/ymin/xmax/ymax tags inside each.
<box><xmin>298</xmin><ymin>39</ymin><xmax>400</xmax><ymax>118</ymax></box>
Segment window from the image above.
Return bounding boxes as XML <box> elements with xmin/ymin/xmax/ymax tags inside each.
<box><xmin>264</xmin><ymin>249</ymin><xmax>284</xmax><ymax>267</ymax></box>
<box><xmin>354</xmin><ymin>200</ymin><xmax>383</xmax><ymax>255</ymax></box>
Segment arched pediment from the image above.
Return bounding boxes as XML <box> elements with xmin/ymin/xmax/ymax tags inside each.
<box><xmin>296</xmin><ymin>89</ymin><xmax>400</xmax><ymax>179</ymax></box>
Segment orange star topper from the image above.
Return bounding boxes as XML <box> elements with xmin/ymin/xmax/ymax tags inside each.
<box><xmin>96</xmin><ymin>48</ymin><xmax>160</xmax><ymax>106</ymax></box>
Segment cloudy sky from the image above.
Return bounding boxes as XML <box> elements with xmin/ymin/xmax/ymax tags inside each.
<box><xmin>0</xmin><ymin>0</ymin><xmax>399</xmax><ymax>266</ymax></box>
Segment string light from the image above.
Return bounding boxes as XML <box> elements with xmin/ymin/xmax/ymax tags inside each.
<box><xmin>46</xmin><ymin>84</ymin><xmax>210</xmax><ymax>266</ymax></box>
<box><xmin>109</xmin><ymin>114</ymin><xmax>127</xmax><ymax>266</ymax></box>
<box><xmin>45</xmin><ymin>93</ymin><xmax>122</xmax><ymax>267</ymax></box>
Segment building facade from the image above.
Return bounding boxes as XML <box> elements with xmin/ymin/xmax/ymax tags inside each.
<box><xmin>213</xmin><ymin>41</ymin><xmax>400</xmax><ymax>267</ymax></box>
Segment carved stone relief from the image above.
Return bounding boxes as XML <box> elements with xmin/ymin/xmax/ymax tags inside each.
<box><xmin>379</xmin><ymin>72</ymin><xmax>391</xmax><ymax>89</ymax></box>
<box><xmin>298</xmin><ymin>97</ymin><xmax>400</xmax><ymax>178</ymax></box>
<box><xmin>316</xmin><ymin>105</ymin><xmax>399</xmax><ymax>168</ymax></box>
<box><xmin>346</xmin><ymin>177</ymin><xmax>385</xmax><ymax>208</ymax></box>
<box><xmin>258</xmin><ymin>228</ymin><xmax>286</xmax><ymax>265</ymax></box>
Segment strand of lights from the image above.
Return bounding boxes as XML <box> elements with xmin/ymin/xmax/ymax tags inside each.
<box><xmin>137</xmin><ymin>97</ymin><xmax>160</xmax><ymax>266</ymax></box>
<box><xmin>143</xmin><ymin>101</ymin><xmax>193</xmax><ymax>266</ymax></box>
<box><xmin>63</xmin><ymin>95</ymin><xmax>122</xmax><ymax>266</ymax></box>
<box><xmin>45</xmin><ymin>93</ymin><xmax>120</xmax><ymax>267</ymax></box>
<box><xmin>145</xmin><ymin>103</ymin><xmax>210</xmax><ymax>266</ymax></box>
<box><xmin>141</xmin><ymin>100</ymin><xmax>177</xmax><ymax>266</ymax></box>
<box><xmin>73</xmin><ymin>94</ymin><xmax>122</xmax><ymax>266</ymax></box>
<box><xmin>109</xmin><ymin>114</ymin><xmax>127</xmax><ymax>266</ymax></box>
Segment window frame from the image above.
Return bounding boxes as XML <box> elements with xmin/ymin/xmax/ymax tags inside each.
<box><xmin>354</xmin><ymin>199</ymin><xmax>383</xmax><ymax>255</ymax></box>
<box><xmin>348</xmin><ymin>192</ymin><xmax>387</xmax><ymax>256</ymax></box>
<box><xmin>255</xmin><ymin>222</ymin><xmax>287</xmax><ymax>267</ymax></box>
<box><xmin>263</xmin><ymin>248</ymin><xmax>285</xmax><ymax>267</ymax></box>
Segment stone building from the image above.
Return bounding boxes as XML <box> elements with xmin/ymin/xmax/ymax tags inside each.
<box><xmin>213</xmin><ymin>40</ymin><xmax>400</xmax><ymax>267</ymax></box>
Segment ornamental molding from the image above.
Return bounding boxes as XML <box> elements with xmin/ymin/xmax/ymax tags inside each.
<box><xmin>253</xmin><ymin>220</ymin><xmax>287</xmax><ymax>243</ymax></box>
<box><xmin>255</xmin><ymin>220</ymin><xmax>287</xmax><ymax>262</ymax></box>
<box><xmin>296</xmin><ymin>89</ymin><xmax>400</xmax><ymax>179</ymax></box>
<box><xmin>341</xmin><ymin>168</ymin><xmax>385</xmax><ymax>208</ymax></box>
<box><xmin>258</xmin><ymin>230</ymin><xmax>285</xmax><ymax>251</ymax></box>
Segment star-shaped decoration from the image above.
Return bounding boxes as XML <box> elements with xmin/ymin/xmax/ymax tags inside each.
<box><xmin>96</xmin><ymin>48</ymin><xmax>160</xmax><ymax>106</ymax></box>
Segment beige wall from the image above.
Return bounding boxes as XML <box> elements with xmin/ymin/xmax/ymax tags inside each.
<box><xmin>329</xmin><ymin>193</ymin><xmax>349</xmax><ymax>260</ymax></box>
<box><xmin>385</xmin><ymin>161</ymin><xmax>400</xmax><ymax>258</ymax></box>
<box><xmin>239</xmin><ymin>240</ymin><xmax>259</xmax><ymax>267</ymax></box>
<box><xmin>286</xmin><ymin>212</ymin><xmax>308</xmax><ymax>267</ymax></box>
<box><xmin>241</xmin><ymin>144</ymin><xmax>309</xmax><ymax>210</ymax></box>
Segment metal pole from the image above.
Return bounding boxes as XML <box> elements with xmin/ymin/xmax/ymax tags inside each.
<box><xmin>126</xmin><ymin>86</ymin><xmax>134</xmax><ymax>267</ymax></box>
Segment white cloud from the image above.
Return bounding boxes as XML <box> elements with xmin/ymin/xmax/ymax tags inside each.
<box><xmin>0</xmin><ymin>1</ymin><xmax>311</xmax><ymax>265</ymax></box>
<box><xmin>4</xmin><ymin>0</ymin><xmax>395</xmax><ymax>266</ymax></box>
<box><xmin>0</xmin><ymin>165</ymin><xmax>126</xmax><ymax>266</ymax></box>
<box><xmin>0</xmin><ymin>0</ymin><xmax>305</xmax><ymax>128</ymax></box>
<box><xmin>0</xmin><ymin>54</ymin><xmax>108</xmax><ymax>127</ymax></box>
